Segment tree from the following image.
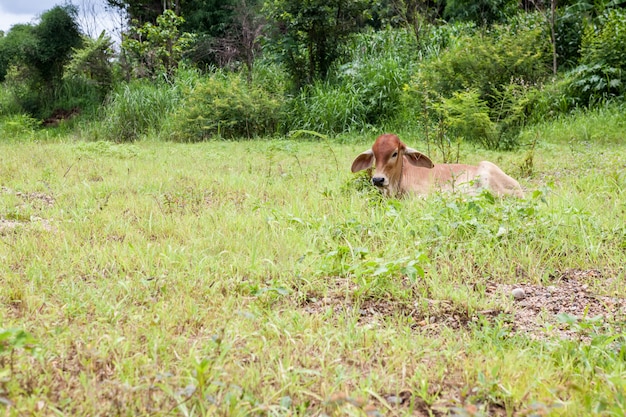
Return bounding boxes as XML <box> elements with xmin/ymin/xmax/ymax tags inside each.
<box><xmin>26</xmin><ymin>5</ymin><xmax>83</xmax><ymax>87</ymax></box>
<box><xmin>105</xmin><ymin>0</ymin><xmax>165</xmax><ymax>25</ymax></box>
<box><xmin>64</xmin><ymin>32</ymin><xmax>116</xmax><ymax>99</ymax></box>
<box><xmin>0</xmin><ymin>6</ymin><xmax>82</xmax><ymax>116</ymax></box>
<box><xmin>209</xmin><ymin>0</ymin><xmax>265</xmax><ymax>76</ymax></box>
<box><xmin>179</xmin><ymin>0</ymin><xmax>237</xmax><ymax>37</ymax></box>
<box><xmin>264</xmin><ymin>0</ymin><xmax>371</xmax><ymax>87</ymax></box>
<box><xmin>122</xmin><ymin>9</ymin><xmax>195</xmax><ymax>79</ymax></box>
<box><xmin>443</xmin><ymin>0</ymin><xmax>519</xmax><ymax>25</ymax></box>
<box><xmin>0</xmin><ymin>24</ymin><xmax>37</xmax><ymax>82</ymax></box>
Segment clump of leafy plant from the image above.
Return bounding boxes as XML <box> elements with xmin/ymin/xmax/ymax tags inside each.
<box><xmin>174</xmin><ymin>71</ymin><xmax>282</xmax><ymax>140</ymax></box>
<box><xmin>405</xmin><ymin>14</ymin><xmax>551</xmax><ymax>149</ymax></box>
<box><xmin>565</xmin><ymin>9</ymin><xmax>626</xmax><ymax>107</ymax></box>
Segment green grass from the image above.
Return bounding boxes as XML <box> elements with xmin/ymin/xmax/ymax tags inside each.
<box><xmin>1</xmin><ymin>111</ymin><xmax>626</xmax><ymax>415</ymax></box>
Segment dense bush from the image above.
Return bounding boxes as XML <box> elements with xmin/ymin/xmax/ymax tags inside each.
<box><xmin>89</xmin><ymin>78</ymin><xmax>183</xmax><ymax>142</ymax></box>
<box><xmin>563</xmin><ymin>9</ymin><xmax>626</xmax><ymax>107</ymax></box>
<box><xmin>0</xmin><ymin>114</ymin><xmax>41</xmax><ymax>139</ymax></box>
<box><xmin>172</xmin><ymin>71</ymin><xmax>282</xmax><ymax>140</ymax></box>
<box><xmin>286</xmin><ymin>81</ymin><xmax>368</xmax><ymax>134</ymax></box>
<box><xmin>554</xmin><ymin>7</ymin><xmax>586</xmax><ymax>70</ymax></box>
<box><xmin>443</xmin><ymin>0</ymin><xmax>519</xmax><ymax>26</ymax></box>
<box><xmin>403</xmin><ymin>14</ymin><xmax>552</xmax><ymax>149</ymax></box>
<box><xmin>416</xmin><ymin>17</ymin><xmax>551</xmax><ymax>105</ymax></box>
<box><xmin>435</xmin><ymin>90</ymin><xmax>497</xmax><ymax>149</ymax></box>
<box><xmin>285</xmin><ymin>28</ymin><xmax>420</xmax><ymax>135</ymax></box>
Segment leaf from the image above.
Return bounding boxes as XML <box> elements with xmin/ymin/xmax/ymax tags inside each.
<box><xmin>556</xmin><ymin>313</ymin><xmax>578</xmax><ymax>325</ymax></box>
<box><xmin>280</xmin><ymin>395</ymin><xmax>293</xmax><ymax>409</ymax></box>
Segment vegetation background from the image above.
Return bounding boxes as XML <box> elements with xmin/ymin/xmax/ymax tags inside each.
<box><xmin>1</xmin><ymin>0</ymin><xmax>626</xmax><ymax>415</ymax></box>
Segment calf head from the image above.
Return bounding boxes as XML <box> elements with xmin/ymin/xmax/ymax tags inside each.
<box><xmin>351</xmin><ymin>134</ymin><xmax>434</xmax><ymax>194</ymax></box>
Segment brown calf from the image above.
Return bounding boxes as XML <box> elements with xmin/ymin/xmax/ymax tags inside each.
<box><xmin>351</xmin><ymin>134</ymin><xmax>523</xmax><ymax>197</ymax></box>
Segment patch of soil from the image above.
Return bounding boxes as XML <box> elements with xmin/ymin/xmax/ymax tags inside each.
<box><xmin>43</xmin><ymin>107</ymin><xmax>80</xmax><ymax>127</ymax></box>
<box><xmin>299</xmin><ymin>278</ymin><xmax>487</xmax><ymax>332</ymax></box>
<box><xmin>0</xmin><ymin>187</ymin><xmax>56</xmax><ymax>233</ymax></box>
<box><xmin>492</xmin><ymin>269</ymin><xmax>626</xmax><ymax>339</ymax></box>
<box><xmin>0</xmin><ymin>219</ymin><xmax>22</xmax><ymax>232</ymax></box>
<box><xmin>301</xmin><ymin>270</ymin><xmax>626</xmax><ymax>340</ymax></box>
<box><xmin>1</xmin><ymin>186</ymin><xmax>55</xmax><ymax>208</ymax></box>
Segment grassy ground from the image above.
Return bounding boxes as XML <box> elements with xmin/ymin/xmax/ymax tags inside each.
<box><xmin>1</xmin><ymin>113</ymin><xmax>626</xmax><ymax>415</ymax></box>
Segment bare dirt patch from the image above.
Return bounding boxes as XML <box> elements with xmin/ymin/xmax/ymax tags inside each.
<box><xmin>299</xmin><ymin>278</ymin><xmax>486</xmax><ymax>332</ymax></box>
<box><xmin>301</xmin><ymin>270</ymin><xmax>626</xmax><ymax>340</ymax></box>
<box><xmin>0</xmin><ymin>187</ymin><xmax>56</xmax><ymax>233</ymax></box>
<box><xmin>492</xmin><ymin>269</ymin><xmax>626</xmax><ymax>339</ymax></box>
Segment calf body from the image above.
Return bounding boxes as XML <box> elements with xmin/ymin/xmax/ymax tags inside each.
<box><xmin>351</xmin><ymin>134</ymin><xmax>523</xmax><ymax>197</ymax></box>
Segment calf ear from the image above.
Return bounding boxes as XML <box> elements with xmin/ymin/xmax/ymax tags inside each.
<box><xmin>404</xmin><ymin>147</ymin><xmax>434</xmax><ymax>168</ymax></box>
<box><xmin>351</xmin><ymin>150</ymin><xmax>374</xmax><ymax>172</ymax></box>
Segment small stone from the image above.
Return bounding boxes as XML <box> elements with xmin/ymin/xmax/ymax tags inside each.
<box><xmin>547</xmin><ymin>285</ymin><xmax>557</xmax><ymax>293</ymax></box>
<box><xmin>512</xmin><ymin>288</ymin><xmax>526</xmax><ymax>300</ymax></box>
<box><xmin>386</xmin><ymin>395</ymin><xmax>402</xmax><ymax>405</ymax></box>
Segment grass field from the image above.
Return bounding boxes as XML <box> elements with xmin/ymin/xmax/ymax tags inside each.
<box><xmin>1</xmin><ymin>113</ymin><xmax>626</xmax><ymax>415</ymax></box>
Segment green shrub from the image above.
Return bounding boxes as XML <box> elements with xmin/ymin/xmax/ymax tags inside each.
<box><xmin>286</xmin><ymin>28</ymin><xmax>421</xmax><ymax>135</ymax></box>
<box><xmin>0</xmin><ymin>114</ymin><xmax>41</xmax><ymax>140</ymax></box>
<box><xmin>443</xmin><ymin>0</ymin><xmax>519</xmax><ymax>26</ymax></box>
<box><xmin>416</xmin><ymin>18</ymin><xmax>551</xmax><ymax>105</ymax></box>
<box><xmin>172</xmin><ymin>72</ymin><xmax>282</xmax><ymax>141</ymax></box>
<box><xmin>580</xmin><ymin>9</ymin><xmax>626</xmax><ymax>71</ymax></box>
<box><xmin>1</xmin><ymin>65</ymin><xmax>44</xmax><ymax>117</ymax></box>
<box><xmin>91</xmin><ymin>79</ymin><xmax>182</xmax><ymax>142</ymax></box>
<box><xmin>564</xmin><ymin>9</ymin><xmax>626</xmax><ymax>107</ymax></box>
<box><xmin>404</xmin><ymin>14</ymin><xmax>551</xmax><ymax>149</ymax></box>
<box><xmin>435</xmin><ymin>90</ymin><xmax>498</xmax><ymax>149</ymax></box>
<box><xmin>63</xmin><ymin>32</ymin><xmax>115</xmax><ymax>102</ymax></box>
<box><xmin>566</xmin><ymin>64</ymin><xmax>623</xmax><ymax>107</ymax></box>
<box><xmin>418</xmin><ymin>21</ymin><xmax>478</xmax><ymax>59</ymax></box>
<box><xmin>286</xmin><ymin>81</ymin><xmax>368</xmax><ymax>135</ymax></box>
<box><xmin>554</xmin><ymin>7</ymin><xmax>586</xmax><ymax>70</ymax></box>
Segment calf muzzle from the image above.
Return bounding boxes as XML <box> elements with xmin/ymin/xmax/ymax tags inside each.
<box><xmin>372</xmin><ymin>177</ymin><xmax>386</xmax><ymax>187</ymax></box>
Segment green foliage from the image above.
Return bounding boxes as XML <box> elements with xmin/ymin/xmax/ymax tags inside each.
<box><xmin>417</xmin><ymin>18</ymin><xmax>551</xmax><ymax>103</ymax></box>
<box><xmin>551</xmin><ymin>316</ymin><xmax>626</xmax><ymax>414</ymax></box>
<box><xmin>0</xmin><ymin>114</ymin><xmax>41</xmax><ymax>140</ymax></box>
<box><xmin>286</xmin><ymin>81</ymin><xmax>368</xmax><ymax>135</ymax></box>
<box><xmin>105</xmin><ymin>0</ymin><xmax>163</xmax><ymax>25</ymax></box>
<box><xmin>566</xmin><ymin>64</ymin><xmax>623</xmax><ymax>106</ymax></box>
<box><xmin>263</xmin><ymin>0</ymin><xmax>371</xmax><ymax>87</ymax></box>
<box><xmin>180</xmin><ymin>0</ymin><xmax>236</xmax><ymax>37</ymax></box>
<box><xmin>406</xmin><ymin>15</ymin><xmax>551</xmax><ymax>148</ymax></box>
<box><xmin>1</xmin><ymin>65</ymin><xmax>43</xmax><ymax>117</ymax></box>
<box><xmin>64</xmin><ymin>32</ymin><xmax>115</xmax><ymax>101</ymax></box>
<box><xmin>490</xmin><ymin>81</ymin><xmax>538</xmax><ymax>148</ymax></box>
<box><xmin>337</xmin><ymin>28</ymin><xmax>417</xmax><ymax>125</ymax></box>
<box><xmin>29</xmin><ymin>5</ymin><xmax>82</xmax><ymax>85</ymax></box>
<box><xmin>0</xmin><ymin>25</ymin><xmax>37</xmax><ymax>83</ymax></box>
<box><xmin>580</xmin><ymin>9</ymin><xmax>626</xmax><ymax>70</ymax></box>
<box><xmin>561</xmin><ymin>9</ymin><xmax>626</xmax><ymax>107</ymax></box>
<box><xmin>91</xmin><ymin>79</ymin><xmax>183</xmax><ymax>142</ymax></box>
<box><xmin>554</xmin><ymin>6</ymin><xmax>586</xmax><ymax>70</ymax></box>
<box><xmin>122</xmin><ymin>9</ymin><xmax>196</xmax><ymax>79</ymax></box>
<box><xmin>285</xmin><ymin>28</ymin><xmax>421</xmax><ymax>135</ymax></box>
<box><xmin>435</xmin><ymin>90</ymin><xmax>498</xmax><ymax>149</ymax></box>
<box><xmin>172</xmin><ymin>72</ymin><xmax>282</xmax><ymax>140</ymax></box>
<box><xmin>0</xmin><ymin>6</ymin><xmax>82</xmax><ymax>118</ymax></box>
<box><xmin>443</xmin><ymin>0</ymin><xmax>519</xmax><ymax>25</ymax></box>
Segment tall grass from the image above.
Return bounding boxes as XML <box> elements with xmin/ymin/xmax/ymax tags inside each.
<box><xmin>520</xmin><ymin>101</ymin><xmax>626</xmax><ymax>145</ymax></box>
<box><xmin>77</xmin><ymin>67</ymin><xmax>203</xmax><ymax>142</ymax></box>
<box><xmin>81</xmin><ymin>79</ymin><xmax>182</xmax><ymax>142</ymax></box>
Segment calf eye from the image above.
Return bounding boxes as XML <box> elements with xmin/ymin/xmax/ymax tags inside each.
<box><xmin>391</xmin><ymin>151</ymin><xmax>398</xmax><ymax>158</ymax></box>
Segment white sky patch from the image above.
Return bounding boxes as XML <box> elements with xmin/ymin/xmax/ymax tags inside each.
<box><xmin>0</xmin><ymin>0</ymin><xmax>124</xmax><ymax>41</ymax></box>
<box><xmin>0</xmin><ymin>9</ymin><xmax>37</xmax><ymax>32</ymax></box>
